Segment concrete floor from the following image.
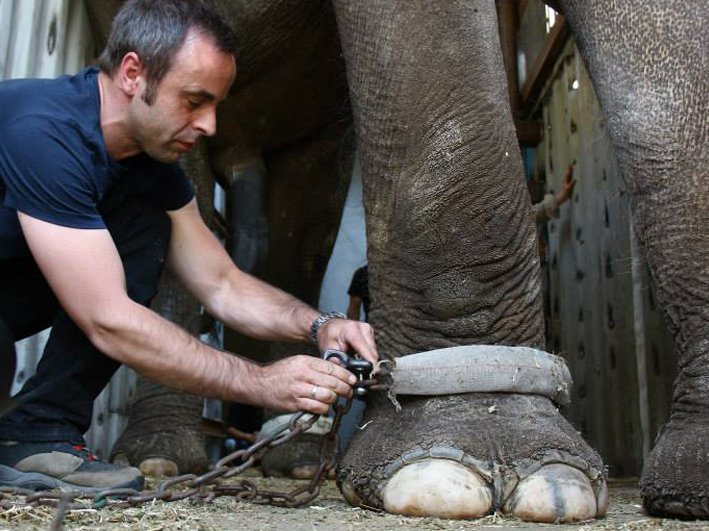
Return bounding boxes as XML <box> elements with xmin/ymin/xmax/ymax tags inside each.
<box><xmin>5</xmin><ymin>477</ymin><xmax>709</xmax><ymax>531</ymax></box>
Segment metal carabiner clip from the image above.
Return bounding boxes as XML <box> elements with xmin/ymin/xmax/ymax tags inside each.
<box><xmin>323</xmin><ymin>349</ymin><xmax>373</xmax><ymax>398</ymax></box>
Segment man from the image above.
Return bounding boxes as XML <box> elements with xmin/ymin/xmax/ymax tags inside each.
<box><xmin>533</xmin><ymin>164</ymin><xmax>577</xmax><ymax>225</ymax></box>
<box><xmin>0</xmin><ymin>0</ymin><xmax>377</xmax><ymax>493</ymax></box>
<box><xmin>346</xmin><ymin>265</ymin><xmax>370</xmax><ymax>322</ymax></box>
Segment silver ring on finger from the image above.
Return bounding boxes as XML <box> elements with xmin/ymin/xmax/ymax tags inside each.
<box><xmin>310</xmin><ymin>385</ymin><xmax>319</xmax><ymax>400</ymax></box>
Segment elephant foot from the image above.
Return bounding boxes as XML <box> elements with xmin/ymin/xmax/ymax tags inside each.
<box><xmin>259</xmin><ymin>415</ymin><xmax>337</xmax><ymax>479</ymax></box>
<box><xmin>110</xmin><ymin>384</ymin><xmax>207</xmax><ymax>475</ymax></box>
<box><xmin>110</xmin><ymin>430</ymin><xmax>208</xmax><ymax>476</ymax></box>
<box><xmin>261</xmin><ymin>434</ymin><xmax>323</xmax><ymax>478</ymax></box>
<box><xmin>641</xmin><ymin>419</ymin><xmax>709</xmax><ymax>518</ymax></box>
<box><xmin>112</xmin><ymin>453</ymin><xmax>178</xmax><ymax>478</ymax></box>
<box><xmin>139</xmin><ymin>457</ymin><xmax>179</xmax><ymax>478</ymax></box>
<box><xmin>338</xmin><ymin>393</ymin><xmax>607</xmax><ymax>523</ymax></box>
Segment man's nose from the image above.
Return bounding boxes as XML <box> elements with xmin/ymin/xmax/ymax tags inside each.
<box><xmin>193</xmin><ymin>106</ymin><xmax>217</xmax><ymax>137</ymax></box>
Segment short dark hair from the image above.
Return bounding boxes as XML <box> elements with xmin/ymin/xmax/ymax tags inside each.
<box><xmin>98</xmin><ymin>0</ymin><xmax>237</xmax><ymax>105</ymax></box>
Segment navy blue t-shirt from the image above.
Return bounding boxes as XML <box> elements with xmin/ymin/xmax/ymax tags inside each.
<box><xmin>0</xmin><ymin>66</ymin><xmax>194</xmax><ymax>260</ymax></box>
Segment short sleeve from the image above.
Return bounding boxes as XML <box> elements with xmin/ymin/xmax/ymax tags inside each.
<box><xmin>0</xmin><ymin>115</ymin><xmax>107</xmax><ymax>229</ymax></box>
<box><xmin>143</xmin><ymin>159</ymin><xmax>195</xmax><ymax>211</ymax></box>
<box><xmin>533</xmin><ymin>193</ymin><xmax>560</xmax><ymax>225</ymax></box>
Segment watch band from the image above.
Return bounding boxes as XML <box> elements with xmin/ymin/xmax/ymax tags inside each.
<box><xmin>309</xmin><ymin>311</ymin><xmax>346</xmax><ymax>343</ymax></box>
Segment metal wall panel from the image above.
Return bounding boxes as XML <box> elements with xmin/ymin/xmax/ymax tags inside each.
<box><xmin>0</xmin><ymin>0</ymin><xmax>92</xmax><ymax>80</ymax></box>
<box><xmin>535</xmin><ymin>40</ymin><xmax>677</xmax><ymax>477</ymax></box>
<box><xmin>1</xmin><ymin>0</ymin><xmax>136</xmax><ymax>460</ymax></box>
<box><xmin>517</xmin><ymin>0</ymin><xmax>546</xmax><ymax>87</ymax></box>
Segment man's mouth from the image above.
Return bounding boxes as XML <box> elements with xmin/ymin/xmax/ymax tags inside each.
<box><xmin>175</xmin><ymin>140</ymin><xmax>197</xmax><ymax>152</ymax></box>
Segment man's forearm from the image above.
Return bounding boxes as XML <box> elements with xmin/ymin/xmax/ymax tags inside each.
<box><xmin>198</xmin><ymin>267</ymin><xmax>379</xmax><ymax>367</ymax></box>
<box><xmin>203</xmin><ymin>268</ymin><xmax>320</xmax><ymax>344</ymax></box>
<box><xmin>87</xmin><ymin>298</ymin><xmax>265</xmax><ymax>404</ymax></box>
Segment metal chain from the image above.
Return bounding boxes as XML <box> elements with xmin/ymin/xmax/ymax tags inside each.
<box><xmin>0</xmin><ymin>369</ymin><xmax>391</xmax><ymax>531</ymax></box>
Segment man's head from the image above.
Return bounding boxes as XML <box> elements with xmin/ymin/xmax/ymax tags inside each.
<box><xmin>99</xmin><ymin>0</ymin><xmax>237</xmax><ymax>106</ymax></box>
<box><xmin>98</xmin><ymin>0</ymin><xmax>238</xmax><ymax>163</ymax></box>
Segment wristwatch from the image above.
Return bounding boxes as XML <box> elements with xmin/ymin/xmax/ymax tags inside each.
<box><xmin>309</xmin><ymin>311</ymin><xmax>346</xmax><ymax>343</ymax></box>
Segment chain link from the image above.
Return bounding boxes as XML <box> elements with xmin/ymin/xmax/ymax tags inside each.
<box><xmin>0</xmin><ymin>369</ymin><xmax>390</xmax><ymax>530</ymax></box>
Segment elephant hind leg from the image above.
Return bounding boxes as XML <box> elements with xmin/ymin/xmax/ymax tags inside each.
<box><xmin>261</xmin><ymin>433</ymin><xmax>334</xmax><ymax>480</ymax></box>
<box><xmin>110</xmin><ymin>378</ymin><xmax>208</xmax><ymax>476</ymax></box>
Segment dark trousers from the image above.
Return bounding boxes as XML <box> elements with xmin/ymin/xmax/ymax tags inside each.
<box><xmin>0</xmin><ymin>196</ymin><xmax>170</xmax><ymax>443</ymax></box>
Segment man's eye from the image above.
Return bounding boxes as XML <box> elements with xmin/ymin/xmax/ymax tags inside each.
<box><xmin>187</xmin><ymin>99</ymin><xmax>202</xmax><ymax>109</ymax></box>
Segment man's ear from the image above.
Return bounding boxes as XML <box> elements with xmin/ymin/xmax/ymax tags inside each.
<box><xmin>116</xmin><ymin>52</ymin><xmax>144</xmax><ymax>98</ymax></box>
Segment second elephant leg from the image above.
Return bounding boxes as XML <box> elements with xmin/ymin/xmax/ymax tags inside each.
<box><xmin>558</xmin><ymin>0</ymin><xmax>709</xmax><ymax>518</ymax></box>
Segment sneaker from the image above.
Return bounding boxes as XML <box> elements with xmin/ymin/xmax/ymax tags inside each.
<box><xmin>0</xmin><ymin>440</ymin><xmax>144</xmax><ymax>492</ymax></box>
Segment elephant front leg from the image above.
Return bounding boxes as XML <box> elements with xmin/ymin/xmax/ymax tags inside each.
<box><xmin>556</xmin><ymin>0</ymin><xmax>709</xmax><ymax>519</ymax></box>
<box><xmin>334</xmin><ymin>0</ymin><xmax>605</xmax><ymax>522</ymax></box>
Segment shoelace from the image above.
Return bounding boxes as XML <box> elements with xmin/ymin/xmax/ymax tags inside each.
<box><xmin>72</xmin><ymin>444</ymin><xmax>97</xmax><ymax>461</ymax></box>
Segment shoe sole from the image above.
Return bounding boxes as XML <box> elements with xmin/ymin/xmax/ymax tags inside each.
<box><xmin>0</xmin><ymin>464</ymin><xmax>143</xmax><ymax>493</ymax></box>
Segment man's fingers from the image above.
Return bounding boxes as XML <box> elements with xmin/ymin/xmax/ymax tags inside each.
<box><xmin>259</xmin><ymin>355</ymin><xmax>359</xmax><ymax>415</ymax></box>
<box><xmin>346</xmin><ymin>325</ymin><xmax>378</xmax><ymax>365</ymax></box>
<box><xmin>296</xmin><ymin>382</ymin><xmax>343</xmax><ymax>415</ymax></box>
<box><xmin>318</xmin><ymin>359</ymin><xmax>355</xmax><ymax>385</ymax></box>
<box><xmin>306</xmin><ymin>384</ymin><xmax>339</xmax><ymax>403</ymax></box>
<box><xmin>308</xmin><ymin>368</ymin><xmax>354</xmax><ymax>399</ymax></box>
<box><xmin>318</xmin><ymin>319</ymin><xmax>378</xmax><ymax>365</ymax></box>
<box><xmin>300</xmin><ymin>399</ymin><xmax>331</xmax><ymax>416</ymax></box>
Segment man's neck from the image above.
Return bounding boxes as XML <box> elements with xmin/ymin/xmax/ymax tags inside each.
<box><xmin>97</xmin><ymin>71</ymin><xmax>141</xmax><ymax>160</ymax></box>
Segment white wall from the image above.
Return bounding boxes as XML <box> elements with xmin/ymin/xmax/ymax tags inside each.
<box><xmin>319</xmin><ymin>151</ymin><xmax>367</xmax><ymax>316</ymax></box>
<box><xmin>318</xmin><ymin>151</ymin><xmax>368</xmax><ymax>446</ymax></box>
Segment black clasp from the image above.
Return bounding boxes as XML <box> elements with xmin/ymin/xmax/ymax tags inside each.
<box><xmin>323</xmin><ymin>349</ymin><xmax>373</xmax><ymax>398</ymax></box>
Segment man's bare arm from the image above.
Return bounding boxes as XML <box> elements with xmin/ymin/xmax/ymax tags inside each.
<box><xmin>18</xmin><ymin>212</ymin><xmax>357</xmax><ymax>414</ymax></box>
<box><xmin>167</xmin><ymin>200</ymin><xmax>378</xmax><ymax>364</ymax></box>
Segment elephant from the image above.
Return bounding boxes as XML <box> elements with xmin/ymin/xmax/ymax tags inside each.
<box><xmin>83</xmin><ymin>0</ymin><xmax>708</xmax><ymax>522</ymax></box>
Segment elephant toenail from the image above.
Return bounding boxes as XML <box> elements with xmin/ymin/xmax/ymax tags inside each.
<box><xmin>381</xmin><ymin>459</ymin><xmax>493</xmax><ymax>519</ymax></box>
<box><xmin>504</xmin><ymin>464</ymin><xmax>598</xmax><ymax>522</ymax></box>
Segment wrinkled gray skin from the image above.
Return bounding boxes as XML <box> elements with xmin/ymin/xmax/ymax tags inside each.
<box><xmin>555</xmin><ymin>0</ymin><xmax>708</xmax><ymax>518</ymax></box>
<box><xmin>333</xmin><ymin>0</ymin><xmax>604</xmax><ymax>521</ymax></box>
<box><xmin>87</xmin><ymin>0</ymin><xmax>708</xmax><ymax>519</ymax></box>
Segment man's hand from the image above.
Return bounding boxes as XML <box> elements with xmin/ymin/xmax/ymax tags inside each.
<box><xmin>254</xmin><ymin>355</ymin><xmax>358</xmax><ymax>415</ymax></box>
<box><xmin>555</xmin><ymin>164</ymin><xmax>577</xmax><ymax>205</ymax></box>
<box><xmin>316</xmin><ymin>318</ymin><xmax>378</xmax><ymax>366</ymax></box>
